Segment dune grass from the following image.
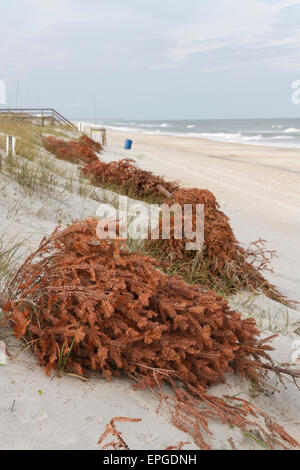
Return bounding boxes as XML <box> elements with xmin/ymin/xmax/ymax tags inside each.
<box><xmin>0</xmin><ymin>118</ymin><xmax>107</xmax><ymax>202</ymax></box>
<box><xmin>0</xmin><ymin>236</ymin><xmax>23</xmax><ymax>287</ymax></box>
<box><xmin>3</xmin><ymin>151</ymin><xmax>60</xmax><ymax>197</ymax></box>
<box><xmin>0</xmin><ymin>118</ymin><xmax>75</xmax><ymax>146</ymax></box>
<box><xmin>0</xmin><ymin>235</ymin><xmax>25</xmax><ymax>338</ymax></box>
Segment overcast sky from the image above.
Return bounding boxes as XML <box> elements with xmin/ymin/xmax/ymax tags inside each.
<box><xmin>1</xmin><ymin>0</ymin><xmax>300</xmax><ymax>119</ymax></box>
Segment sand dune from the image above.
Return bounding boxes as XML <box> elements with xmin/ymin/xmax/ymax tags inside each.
<box><xmin>1</xmin><ymin>127</ymin><xmax>299</xmax><ymax>450</ymax></box>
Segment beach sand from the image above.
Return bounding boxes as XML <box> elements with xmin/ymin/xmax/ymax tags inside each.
<box><xmin>0</xmin><ymin>128</ymin><xmax>300</xmax><ymax>450</ymax></box>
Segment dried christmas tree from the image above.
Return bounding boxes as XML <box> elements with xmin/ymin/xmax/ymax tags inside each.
<box><xmin>3</xmin><ymin>219</ymin><xmax>299</xmax><ymax>449</ymax></box>
<box><xmin>44</xmin><ymin>135</ymin><xmax>101</xmax><ymax>164</ymax></box>
<box><xmin>82</xmin><ymin>158</ymin><xmax>178</xmax><ymax>203</ymax></box>
<box><xmin>146</xmin><ymin>188</ymin><xmax>288</xmax><ymax>304</ymax></box>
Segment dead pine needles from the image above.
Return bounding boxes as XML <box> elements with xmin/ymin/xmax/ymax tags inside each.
<box><xmin>3</xmin><ymin>219</ymin><xmax>299</xmax><ymax>450</ymax></box>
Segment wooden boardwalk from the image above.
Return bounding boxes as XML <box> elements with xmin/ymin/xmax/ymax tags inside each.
<box><xmin>0</xmin><ymin>108</ymin><xmax>76</xmax><ymax>130</ymax></box>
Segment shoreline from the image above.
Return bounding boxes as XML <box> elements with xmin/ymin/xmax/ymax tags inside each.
<box><xmin>104</xmin><ymin>126</ymin><xmax>300</xmax><ymax>151</ymax></box>
<box><xmin>76</xmin><ymin>117</ymin><xmax>300</xmax><ymax>150</ymax></box>
<box><xmin>104</xmin><ymin>127</ymin><xmax>300</xmax><ymax>160</ymax></box>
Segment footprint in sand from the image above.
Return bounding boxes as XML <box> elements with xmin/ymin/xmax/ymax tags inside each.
<box><xmin>17</xmin><ymin>408</ymin><xmax>49</xmax><ymax>425</ymax></box>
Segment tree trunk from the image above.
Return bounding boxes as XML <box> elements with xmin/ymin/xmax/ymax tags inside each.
<box><xmin>0</xmin><ymin>292</ymin><xmax>8</xmax><ymax>309</ymax></box>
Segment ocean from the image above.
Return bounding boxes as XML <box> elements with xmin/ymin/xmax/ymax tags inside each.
<box><xmin>89</xmin><ymin>118</ymin><xmax>300</xmax><ymax>149</ymax></box>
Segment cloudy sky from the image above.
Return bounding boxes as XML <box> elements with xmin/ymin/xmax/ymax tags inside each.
<box><xmin>1</xmin><ymin>0</ymin><xmax>300</xmax><ymax>119</ymax></box>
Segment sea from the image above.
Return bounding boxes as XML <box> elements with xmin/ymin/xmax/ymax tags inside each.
<box><xmin>88</xmin><ymin>118</ymin><xmax>300</xmax><ymax>149</ymax></box>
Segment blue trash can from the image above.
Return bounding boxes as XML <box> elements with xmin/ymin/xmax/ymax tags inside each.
<box><xmin>124</xmin><ymin>139</ymin><xmax>132</xmax><ymax>150</ymax></box>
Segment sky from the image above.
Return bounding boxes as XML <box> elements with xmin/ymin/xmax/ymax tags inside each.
<box><xmin>0</xmin><ymin>0</ymin><xmax>300</xmax><ymax>120</ymax></box>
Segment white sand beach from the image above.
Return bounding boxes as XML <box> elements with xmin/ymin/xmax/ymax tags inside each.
<box><xmin>0</xmin><ymin>127</ymin><xmax>300</xmax><ymax>450</ymax></box>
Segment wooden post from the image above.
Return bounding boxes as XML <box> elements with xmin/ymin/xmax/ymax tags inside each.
<box><xmin>5</xmin><ymin>135</ymin><xmax>16</xmax><ymax>156</ymax></box>
<box><xmin>12</xmin><ymin>136</ymin><xmax>16</xmax><ymax>155</ymax></box>
<box><xmin>78</xmin><ymin>122</ymin><xmax>85</xmax><ymax>133</ymax></box>
<box><xmin>102</xmin><ymin>128</ymin><xmax>107</xmax><ymax>146</ymax></box>
<box><xmin>6</xmin><ymin>135</ymin><xmax>11</xmax><ymax>155</ymax></box>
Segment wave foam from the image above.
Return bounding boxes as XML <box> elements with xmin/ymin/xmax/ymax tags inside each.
<box><xmin>284</xmin><ymin>127</ymin><xmax>300</xmax><ymax>133</ymax></box>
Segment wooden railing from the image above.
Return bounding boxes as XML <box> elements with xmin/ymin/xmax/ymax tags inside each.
<box><xmin>0</xmin><ymin>108</ymin><xmax>77</xmax><ymax>130</ymax></box>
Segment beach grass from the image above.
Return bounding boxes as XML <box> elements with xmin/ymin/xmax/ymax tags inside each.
<box><xmin>0</xmin><ymin>118</ymin><xmax>76</xmax><ymax>145</ymax></box>
<box><xmin>3</xmin><ymin>151</ymin><xmax>59</xmax><ymax>197</ymax></box>
<box><xmin>0</xmin><ymin>118</ymin><xmax>108</xmax><ymax>203</ymax></box>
